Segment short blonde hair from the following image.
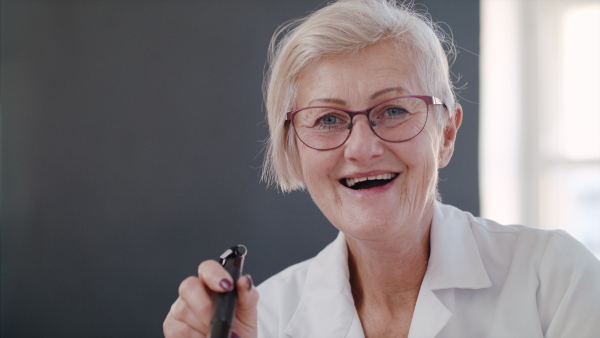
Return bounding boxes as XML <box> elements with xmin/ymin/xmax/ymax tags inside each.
<box><xmin>262</xmin><ymin>0</ymin><xmax>457</xmax><ymax>192</ymax></box>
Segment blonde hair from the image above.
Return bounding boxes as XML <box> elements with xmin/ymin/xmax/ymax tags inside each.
<box><xmin>262</xmin><ymin>0</ymin><xmax>457</xmax><ymax>192</ymax></box>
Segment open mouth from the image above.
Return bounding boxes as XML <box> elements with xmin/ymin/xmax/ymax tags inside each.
<box><xmin>341</xmin><ymin>173</ymin><xmax>399</xmax><ymax>190</ymax></box>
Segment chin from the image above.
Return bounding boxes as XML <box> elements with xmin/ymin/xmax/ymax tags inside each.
<box><xmin>329</xmin><ymin>208</ymin><xmax>407</xmax><ymax>239</ymax></box>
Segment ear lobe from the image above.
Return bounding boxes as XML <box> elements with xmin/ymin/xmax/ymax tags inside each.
<box><xmin>438</xmin><ymin>103</ymin><xmax>463</xmax><ymax>168</ymax></box>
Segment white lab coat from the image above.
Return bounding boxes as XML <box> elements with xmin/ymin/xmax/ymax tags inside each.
<box><xmin>256</xmin><ymin>202</ymin><xmax>600</xmax><ymax>338</ymax></box>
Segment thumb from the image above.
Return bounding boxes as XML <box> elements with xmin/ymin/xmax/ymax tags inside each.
<box><xmin>232</xmin><ymin>275</ymin><xmax>259</xmax><ymax>338</ymax></box>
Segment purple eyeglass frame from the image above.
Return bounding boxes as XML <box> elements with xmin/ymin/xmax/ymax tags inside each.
<box><xmin>285</xmin><ymin>95</ymin><xmax>447</xmax><ymax>150</ymax></box>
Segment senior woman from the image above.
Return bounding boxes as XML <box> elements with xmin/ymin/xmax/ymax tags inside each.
<box><xmin>164</xmin><ymin>0</ymin><xmax>600</xmax><ymax>337</ymax></box>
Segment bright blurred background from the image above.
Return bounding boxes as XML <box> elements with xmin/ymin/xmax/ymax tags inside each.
<box><xmin>480</xmin><ymin>0</ymin><xmax>600</xmax><ymax>258</ymax></box>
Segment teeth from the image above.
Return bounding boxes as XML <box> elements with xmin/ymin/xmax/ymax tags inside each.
<box><xmin>345</xmin><ymin>173</ymin><xmax>397</xmax><ymax>188</ymax></box>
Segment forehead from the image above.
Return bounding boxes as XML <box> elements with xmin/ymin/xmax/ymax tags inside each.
<box><xmin>295</xmin><ymin>40</ymin><xmax>419</xmax><ymax>108</ymax></box>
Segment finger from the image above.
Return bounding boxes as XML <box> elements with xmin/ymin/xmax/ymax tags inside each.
<box><xmin>169</xmin><ymin>295</ymin><xmax>206</xmax><ymax>333</ymax></box>
<box><xmin>231</xmin><ymin>274</ymin><xmax>260</xmax><ymax>338</ymax></box>
<box><xmin>163</xmin><ymin>309</ymin><xmax>204</xmax><ymax>338</ymax></box>
<box><xmin>177</xmin><ymin>276</ymin><xmax>213</xmax><ymax>333</ymax></box>
<box><xmin>198</xmin><ymin>260</ymin><xmax>235</xmax><ymax>293</ymax></box>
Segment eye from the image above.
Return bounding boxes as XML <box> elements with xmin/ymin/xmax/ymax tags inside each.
<box><xmin>371</xmin><ymin>103</ymin><xmax>413</xmax><ymax>124</ymax></box>
<box><xmin>385</xmin><ymin>106</ymin><xmax>408</xmax><ymax>117</ymax></box>
<box><xmin>313</xmin><ymin>111</ymin><xmax>349</xmax><ymax>129</ymax></box>
<box><xmin>320</xmin><ymin>114</ymin><xmax>338</xmax><ymax>125</ymax></box>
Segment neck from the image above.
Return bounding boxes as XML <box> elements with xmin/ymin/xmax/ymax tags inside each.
<box><xmin>346</xmin><ymin>208</ymin><xmax>432</xmax><ymax>311</ymax></box>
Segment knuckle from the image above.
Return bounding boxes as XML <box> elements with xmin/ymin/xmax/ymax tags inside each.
<box><xmin>178</xmin><ymin>276</ymin><xmax>199</xmax><ymax>296</ymax></box>
<box><xmin>163</xmin><ymin>314</ymin><xmax>182</xmax><ymax>338</ymax></box>
<box><xmin>166</xmin><ymin>301</ymin><xmax>206</xmax><ymax>338</ymax></box>
<box><xmin>162</xmin><ymin>315</ymin><xmax>171</xmax><ymax>333</ymax></box>
<box><xmin>170</xmin><ymin>298</ymin><xmax>188</xmax><ymax>319</ymax></box>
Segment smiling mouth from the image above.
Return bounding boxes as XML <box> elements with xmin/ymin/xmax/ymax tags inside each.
<box><xmin>341</xmin><ymin>173</ymin><xmax>399</xmax><ymax>190</ymax></box>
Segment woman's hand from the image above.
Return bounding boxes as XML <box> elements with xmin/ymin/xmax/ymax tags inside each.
<box><xmin>163</xmin><ymin>260</ymin><xmax>259</xmax><ymax>338</ymax></box>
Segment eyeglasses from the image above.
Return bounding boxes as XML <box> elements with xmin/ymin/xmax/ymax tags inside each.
<box><xmin>285</xmin><ymin>95</ymin><xmax>446</xmax><ymax>150</ymax></box>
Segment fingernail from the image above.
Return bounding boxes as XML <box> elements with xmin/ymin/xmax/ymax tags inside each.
<box><xmin>219</xmin><ymin>278</ymin><xmax>233</xmax><ymax>291</ymax></box>
<box><xmin>246</xmin><ymin>275</ymin><xmax>254</xmax><ymax>291</ymax></box>
<box><xmin>231</xmin><ymin>332</ymin><xmax>241</xmax><ymax>338</ymax></box>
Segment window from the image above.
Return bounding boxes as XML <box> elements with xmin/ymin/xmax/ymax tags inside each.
<box><xmin>480</xmin><ymin>0</ymin><xmax>600</xmax><ymax>257</ymax></box>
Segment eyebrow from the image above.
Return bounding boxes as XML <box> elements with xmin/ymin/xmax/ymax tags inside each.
<box><xmin>307</xmin><ymin>97</ymin><xmax>347</xmax><ymax>106</ymax></box>
<box><xmin>370</xmin><ymin>87</ymin><xmax>409</xmax><ymax>99</ymax></box>
<box><xmin>306</xmin><ymin>87</ymin><xmax>409</xmax><ymax>107</ymax></box>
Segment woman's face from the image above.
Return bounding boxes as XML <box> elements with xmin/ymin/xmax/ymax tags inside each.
<box><xmin>295</xmin><ymin>40</ymin><xmax>461</xmax><ymax>242</ymax></box>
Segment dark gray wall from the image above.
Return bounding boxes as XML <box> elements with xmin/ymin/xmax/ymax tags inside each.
<box><xmin>1</xmin><ymin>1</ymin><xmax>479</xmax><ymax>336</ymax></box>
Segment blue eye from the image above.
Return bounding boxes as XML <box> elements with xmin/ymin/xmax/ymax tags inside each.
<box><xmin>311</xmin><ymin>111</ymin><xmax>349</xmax><ymax>130</ymax></box>
<box><xmin>321</xmin><ymin>115</ymin><xmax>338</xmax><ymax>125</ymax></box>
<box><xmin>386</xmin><ymin>107</ymin><xmax>406</xmax><ymax>116</ymax></box>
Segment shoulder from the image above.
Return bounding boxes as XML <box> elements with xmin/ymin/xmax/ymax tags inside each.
<box><xmin>436</xmin><ymin>202</ymin><xmax>598</xmax><ymax>294</ymax></box>
<box><xmin>460</xmin><ymin>206</ymin><xmax>600</xmax><ymax>334</ymax></box>
<box><xmin>464</xmin><ymin>208</ymin><xmax>596</xmax><ymax>265</ymax></box>
<box><xmin>428</xmin><ymin>203</ymin><xmax>600</xmax><ymax>336</ymax></box>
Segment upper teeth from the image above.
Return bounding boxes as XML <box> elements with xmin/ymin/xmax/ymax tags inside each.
<box><xmin>345</xmin><ymin>173</ymin><xmax>397</xmax><ymax>188</ymax></box>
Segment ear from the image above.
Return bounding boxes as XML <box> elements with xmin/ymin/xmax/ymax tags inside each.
<box><xmin>438</xmin><ymin>103</ymin><xmax>463</xmax><ymax>168</ymax></box>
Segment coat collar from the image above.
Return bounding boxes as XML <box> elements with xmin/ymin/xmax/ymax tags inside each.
<box><xmin>284</xmin><ymin>232</ymin><xmax>364</xmax><ymax>338</ymax></box>
<box><xmin>408</xmin><ymin>201</ymin><xmax>492</xmax><ymax>337</ymax></box>
<box><xmin>284</xmin><ymin>202</ymin><xmax>492</xmax><ymax>338</ymax></box>
<box><xmin>427</xmin><ymin>201</ymin><xmax>492</xmax><ymax>291</ymax></box>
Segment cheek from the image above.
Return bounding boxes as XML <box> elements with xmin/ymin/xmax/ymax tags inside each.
<box><xmin>298</xmin><ymin>149</ymin><xmax>344</xmax><ymax>216</ymax></box>
<box><xmin>298</xmin><ymin>147</ymin><xmax>335</xmax><ymax>187</ymax></box>
<box><xmin>421</xmin><ymin>126</ymin><xmax>443</xmax><ymax>167</ymax></box>
<box><xmin>402</xmin><ymin>130</ymin><xmax>441</xmax><ymax>195</ymax></box>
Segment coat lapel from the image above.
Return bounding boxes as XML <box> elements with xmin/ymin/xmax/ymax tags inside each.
<box><xmin>409</xmin><ymin>202</ymin><xmax>492</xmax><ymax>337</ymax></box>
<box><xmin>284</xmin><ymin>232</ymin><xmax>364</xmax><ymax>338</ymax></box>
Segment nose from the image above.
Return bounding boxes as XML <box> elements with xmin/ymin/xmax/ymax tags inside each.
<box><xmin>343</xmin><ymin>115</ymin><xmax>384</xmax><ymax>162</ymax></box>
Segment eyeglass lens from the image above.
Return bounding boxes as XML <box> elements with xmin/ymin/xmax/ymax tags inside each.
<box><xmin>292</xmin><ymin>96</ymin><xmax>429</xmax><ymax>150</ymax></box>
